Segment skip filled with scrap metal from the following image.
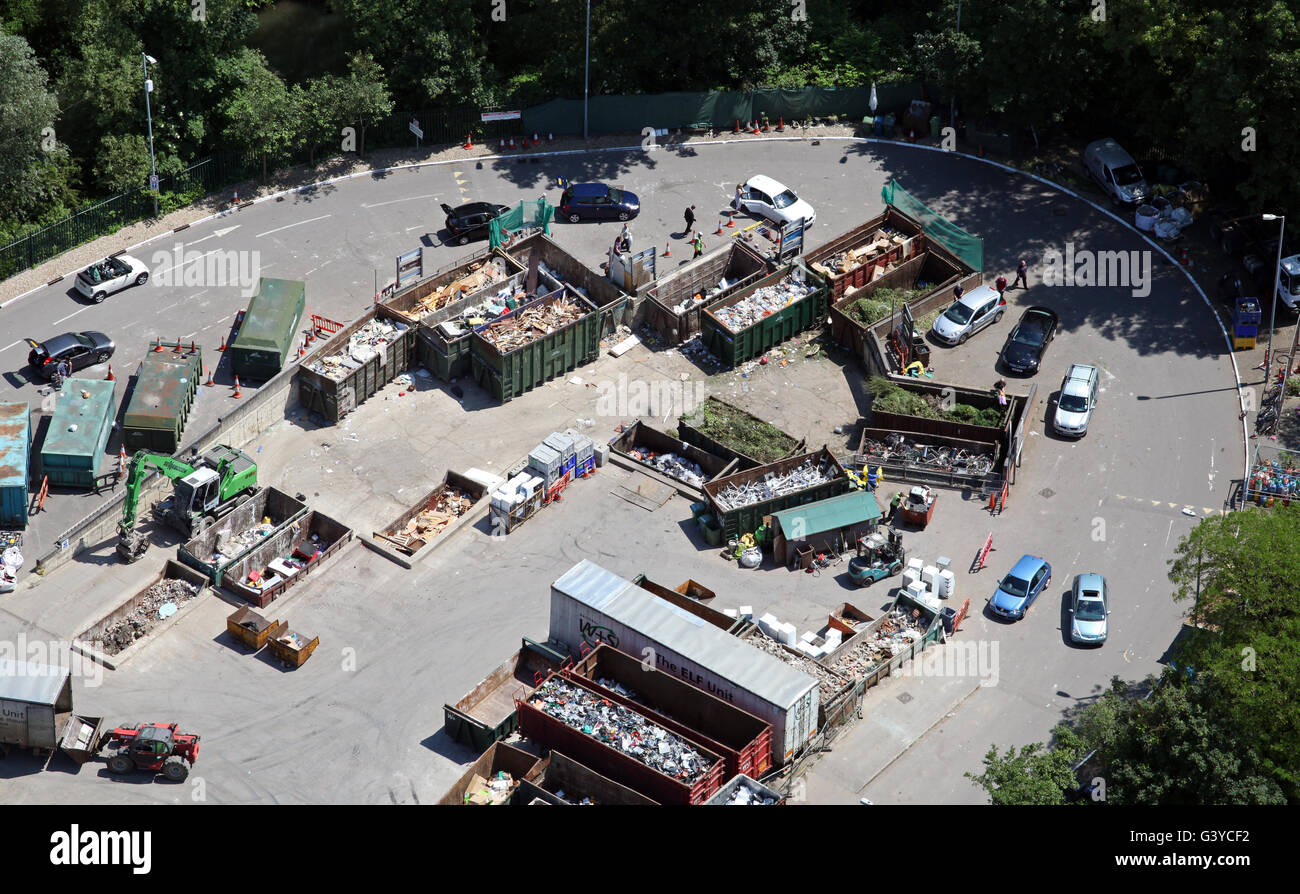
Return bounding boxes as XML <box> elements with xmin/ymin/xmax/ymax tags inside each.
<box><xmin>712</xmin><ymin>458</ymin><xmax>839</xmax><ymax>511</ymax></box>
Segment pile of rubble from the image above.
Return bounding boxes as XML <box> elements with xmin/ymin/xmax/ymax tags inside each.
<box><xmin>306</xmin><ymin>317</ymin><xmax>410</xmax><ymax>381</ymax></box>
<box><xmin>826</xmin><ymin>610</ymin><xmax>926</xmax><ymax>680</ymax></box>
<box><xmin>211</xmin><ymin>521</ymin><xmax>276</xmax><ymax>563</ymax></box>
<box><xmin>529</xmin><ymin>677</ymin><xmax>712</xmax><ymax>782</ymax></box>
<box><xmin>478</xmin><ymin>296</ymin><xmax>585</xmax><ymax>352</ymax></box>
<box><xmin>390</xmin><ymin>487</ymin><xmax>474</xmax><ymax>553</ymax></box>
<box><xmin>409</xmin><ymin>258</ymin><xmax>513</xmax><ymax>318</ymax></box>
<box><xmin>811</xmin><ymin>228</ymin><xmax>911</xmax><ymax>276</ymax></box>
<box><xmin>713</xmin><ymin>274</ymin><xmax>817</xmax><ymax>333</ymax></box>
<box><xmin>711</xmin><ymin>459</ymin><xmax>838</xmax><ymax>511</ymax></box>
<box><xmin>721</xmin><ymin>781</ymin><xmax>780</xmax><ymax>805</ymax></box>
<box><xmin>627</xmin><ymin>449</ymin><xmax>706</xmax><ymax>487</ymax></box>
<box><xmin>98</xmin><ymin>578</ymin><xmax>201</xmax><ymax>655</ymax></box>
<box><xmin>745</xmin><ymin>631</ymin><xmax>848</xmax><ymax>704</ymax></box>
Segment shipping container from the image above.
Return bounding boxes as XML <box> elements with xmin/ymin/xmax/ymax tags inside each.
<box><xmin>443</xmin><ymin>637</ymin><xmax>568</xmax><ymax>751</ymax></box>
<box><xmin>436</xmin><ymin>741</ymin><xmax>543</xmax><ymax>806</ymax></box>
<box><xmin>549</xmin><ymin>560</ymin><xmax>819</xmax><ymax>766</ymax></box>
<box><xmin>39</xmin><ymin>379</ymin><xmax>116</xmax><ymax>489</ymax></box>
<box><xmin>677</xmin><ymin>396</ymin><xmax>803</xmax><ymax>469</ymax></box>
<box><xmin>368</xmin><ymin>470</ymin><xmax>488</xmax><ymax>566</ymax></box>
<box><xmin>76</xmin><ymin>559</ymin><xmax>211</xmax><ymax>667</ymax></box>
<box><xmin>640</xmin><ymin>241</ymin><xmax>770</xmax><ymax>344</ymax></box>
<box><xmin>507</xmin><ymin>232</ymin><xmax>631</xmax><ymax>338</ymax></box>
<box><xmin>177</xmin><ymin>487</ymin><xmax>308</xmax><ymax>587</ymax></box>
<box><xmin>122</xmin><ymin>347</ymin><xmax>202</xmax><ymax>454</ymax></box>
<box><xmin>228</xmin><ymin>278</ymin><xmax>307</xmax><ymax>381</ymax></box>
<box><xmin>804</xmin><ymin>206</ymin><xmax>927</xmax><ymax>301</ymax></box>
<box><xmin>607</xmin><ymin>420</ymin><xmax>739</xmax><ymax>499</ymax></box>
<box><xmin>470</xmin><ymin>292</ymin><xmax>601</xmax><ymax>402</ymax></box>
<box><xmin>297</xmin><ymin>305</ymin><xmax>416</xmax><ymax>422</ymax></box>
<box><xmin>702</xmin><ymin>446</ymin><xmax>850</xmax><ymax>540</ymax></box>
<box><xmin>218</xmin><ymin>509</ymin><xmax>352</xmax><ymax>607</ymax></box>
<box><xmin>517</xmin><ymin>750</ymin><xmax>660</xmax><ymax>805</ymax></box>
<box><xmin>704</xmin><ymin>773</ymin><xmax>786</xmax><ymax>805</ymax></box>
<box><xmin>0</xmin><ymin>402</ymin><xmax>30</xmax><ymax>527</ymax></box>
<box><xmin>569</xmin><ymin>643</ymin><xmax>775</xmax><ymax>778</ymax></box>
<box><xmin>700</xmin><ymin>261</ymin><xmax>828</xmax><ymax>367</ymax></box>
<box><xmin>516</xmin><ymin>669</ymin><xmax>725</xmax><ymax>805</ymax></box>
<box><xmin>0</xmin><ymin>659</ymin><xmax>103</xmax><ymax>764</ymax></box>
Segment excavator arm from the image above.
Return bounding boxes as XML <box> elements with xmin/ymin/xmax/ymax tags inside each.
<box><xmin>118</xmin><ymin>452</ymin><xmax>198</xmax><ymax>534</ymax></box>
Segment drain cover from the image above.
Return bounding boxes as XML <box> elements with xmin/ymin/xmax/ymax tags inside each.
<box><xmin>897</xmin><ymin>692</ymin><xmax>914</xmax><ymax>704</ymax></box>
<box><xmin>1040</xmin><ymin>487</ymin><xmax>1056</xmax><ymax>499</ymax></box>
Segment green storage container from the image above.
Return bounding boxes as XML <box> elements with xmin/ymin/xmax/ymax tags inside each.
<box><xmin>0</xmin><ymin>402</ymin><xmax>30</xmax><ymax>527</ymax></box>
<box><xmin>229</xmin><ymin>278</ymin><xmax>307</xmax><ymax>382</ymax></box>
<box><xmin>700</xmin><ymin>262</ymin><xmax>828</xmax><ymax>367</ymax></box>
<box><xmin>470</xmin><ymin>293</ymin><xmax>601</xmax><ymax>402</ymax></box>
<box><xmin>416</xmin><ymin>325</ymin><xmax>473</xmax><ymax>383</ymax></box>
<box><xmin>122</xmin><ymin>346</ymin><xmax>202</xmax><ymax>454</ymax></box>
<box><xmin>40</xmin><ymin>379</ymin><xmax>116</xmax><ymax>489</ymax></box>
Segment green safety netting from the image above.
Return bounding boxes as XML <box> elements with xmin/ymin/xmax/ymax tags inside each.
<box><xmin>488</xmin><ymin>199</ymin><xmax>554</xmax><ymax>248</ymax></box>
<box><xmin>881</xmin><ymin>181</ymin><xmax>984</xmax><ymax>272</ymax></box>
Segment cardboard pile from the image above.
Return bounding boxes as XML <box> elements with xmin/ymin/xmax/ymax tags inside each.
<box><xmin>478</xmin><ymin>295</ymin><xmax>584</xmax><ymax>352</ymax></box>
<box><xmin>463</xmin><ymin>771</ymin><xmax>516</xmax><ymax>805</ymax></box>
<box><xmin>811</xmin><ymin>229</ymin><xmax>910</xmax><ymax>276</ymax></box>
<box><xmin>390</xmin><ymin>487</ymin><xmax>473</xmax><ymax>553</ymax></box>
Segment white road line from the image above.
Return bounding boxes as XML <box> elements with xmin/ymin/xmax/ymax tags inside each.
<box><xmin>51</xmin><ymin>306</ymin><xmax>92</xmax><ymax>325</ymax></box>
<box><xmin>0</xmin><ymin>340</ymin><xmax>22</xmax><ymax>353</ymax></box>
<box><xmin>303</xmin><ymin>259</ymin><xmax>335</xmax><ymax>277</ymax></box>
<box><xmin>360</xmin><ymin>194</ymin><xmax>437</xmax><ymax>209</ymax></box>
<box><xmin>255</xmin><ymin>215</ymin><xmax>331</xmax><ymax>238</ymax></box>
<box><xmin>158</xmin><ymin>249</ymin><xmax>219</xmax><ymax>275</ymax></box>
<box><xmin>182</xmin><ymin>332</ymin><xmax>197</xmax><ymax>340</ymax></box>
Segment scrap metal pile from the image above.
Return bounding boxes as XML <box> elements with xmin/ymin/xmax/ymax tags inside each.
<box><xmin>712</xmin><ymin>458</ymin><xmax>839</xmax><ymax>511</ymax></box>
<box><xmin>746</xmin><ymin>631</ymin><xmax>847</xmax><ymax>703</ymax></box>
<box><xmin>390</xmin><ymin>487</ymin><xmax>474</xmax><ymax>552</ymax></box>
<box><xmin>627</xmin><ymin>449</ymin><xmax>706</xmax><ymax>487</ymax></box>
<box><xmin>529</xmin><ymin>677</ymin><xmax>712</xmax><ymax>782</ymax></box>
<box><xmin>478</xmin><ymin>296</ymin><xmax>584</xmax><ymax>352</ymax></box>
<box><xmin>713</xmin><ymin>274</ymin><xmax>816</xmax><ymax>333</ymax></box>
<box><xmin>826</xmin><ymin>609</ymin><xmax>926</xmax><ymax>680</ymax></box>
<box><xmin>812</xmin><ymin>228</ymin><xmax>910</xmax><ymax>276</ymax></box>
<box><xmin>722</xmin><ymin>780</ymin><xmax>780</xmax><ymax>805</ymax></box>
<box><xmin>306</xmin><ymin>317</ymin><xmax>410</xmax><ymax>381</ymax></box>
<box><xmin>411</xmin><ymin>257</ymin><xmax>513</xmax><ymax>318</ymax></box>
<box><xmin>99</xmin><ymin>578</ymin><xmax>201</xmax><ymax>655</ymax></box>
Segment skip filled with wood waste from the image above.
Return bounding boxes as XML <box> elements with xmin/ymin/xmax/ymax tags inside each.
<box><xmin>306</xmin><ymin>317</ymin><xmax>410</xmax><ymax>381</ymax></box>
<box><xmin>809</xmin><ymin>227</ymin><xmax>914</xmax><ymax>277</ymax></box>
<box><xmin>477</xmin><ymin>295</ymin><xmax>586</xmax><ymax>352</ymax></box>
<box><xmin>382</xmin><ymin>487</ymin><xmax>474</xmax><ymax>554</ymax></box>
<box><xmin>412</xmin><ymin>257</ymin><xmax>513</xmax><ymax>318</ymax></box>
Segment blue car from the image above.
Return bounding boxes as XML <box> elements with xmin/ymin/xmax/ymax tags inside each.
<box><xmin>989</xmin><ymin>554</ymin><xmax>1052</xmax><ymax>620</ymax></box>
<box><xmin>559</xmin><ymin>182</ymin><xmax>640</xmax><ymax>222</ymax></box>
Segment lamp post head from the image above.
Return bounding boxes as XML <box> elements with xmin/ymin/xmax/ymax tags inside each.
<box><xmin>1262</xmin><ymin>213</ymin><xmax>1282</xmax><ymax>222</ymax></box>
<box><xmin>145</xmin><ymin>54</ymin><xmax>158</xmax><ymax>65</ymax></box>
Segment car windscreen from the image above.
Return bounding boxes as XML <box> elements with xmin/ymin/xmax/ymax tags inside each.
<box><xmin>772</xmin><ymin>189</ymin><xmax>798</xmax><ymax>209</ymax></box>
<box><xmin>607</xmin><ymin>187</ymin><xmax>623</xmax><ymax>204</ymax></box>
<box><xmin>1075</xmin><ymin>596</ymin><xmax>1106</xmax><ymax>621</ymax></box>
<box><xmin>1282</xmin><ymin>269</ymin><xmax>1300</xmax><ymax>294</ymax></box>
<box><xmin>1112</xmin><ymin>163</ymin><xmax>1144</xmax><ymax>186</ymax></box>
<box><xmin>999</xmin><ymin>575</ymin><xmax>1030</xmax><ymax>598</ymax></box>
<box><xmin>1013</xmin><ymin>319</ymin><xmax>1048</xmax><ymax>344</ymax></box>
<box><xmin>1059</xmin><ymin>393</ymin><xmax>1089</xmax><ymax>413</ymax></box>
<box><xmin>943</xmin><ymin>302</ymin><xmax>974</xmax><ymax>325</ymax></box>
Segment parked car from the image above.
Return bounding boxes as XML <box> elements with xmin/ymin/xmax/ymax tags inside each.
<box><xmin>74</xmin><ymin>255</ymin><xmax>148</xmax><ymax>303</ymax></box>
<box><xmin>989</xmin><ymin>555</ymin><xmax>1053</xmax><ymax>621</ymax></box>
<box><xmin>1069</xmin><ymin>573</ymin><xmax>1110</xmax><ymax>645</ymax></box>
<box><xmin>736</xmin><ymin>175</ymin><xmax>816</xmax><ymax>227</ymax></box>
<box><xmin>930</xmin><ymin>284</ymin><xmax>1006</xmax><ymax>345</ymax></box>
<box><xmin>1083</xmin><ymin>138</ymin><xmax>1150</xmax><ymax>206</ymax></box>
<box><xmin>442</xmin><ymin>202</ymin><xmax>510</xmax><ymax>245</ymax></box>
<box><xmin>26</xmin><ymin>331</ymin><xmax>116</xmax><ymax>379</ymax></box>
<box><xmin>1000</xmin><ymin>306</ymin><xmax>1059</xmax><ymax>374</ymax></box>
<box><xmin>558</xmin><ymin>183</ymin><xmax>640</xmax><ymax>222</ymax></box>
<box><xmin>1053</xmin><ymin>363</ymin><xmax>1099</xmax><ymax>437</ymax></box>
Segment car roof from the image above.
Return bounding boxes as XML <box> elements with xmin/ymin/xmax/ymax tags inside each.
<box><xmin>1021</xmin><ymin>306</ymin><xmax>1058</xmax><ymax>325</ymax></box>
<box><xmin>1075</xmin><ymin>572</ymin><xmax>1106</xmax><ymax>594</ymax></box>
<box><xmin>37</xmin><ymin>333</ymin><xmax>80</xmax><ymax>354</ymax></box>
<box><xmin>1085</xmin><ymin>138</ymin><xmax>1136</xmax><ymax>165</ymax></box>
<box><xmin>746</xmin><ymin>174</ymin><xmax>789</xmax><ymax>195</ymax></box>
<box><xmin>955</xmin><ymin>284</ymin><xmax>999</xmax><ymax>308</ymax></box>
<box><xmin>1008</xmin><ymin>555</ymin><xmax>1046</xmax><ymax>578</ymax></box>
<box><xmin>570</xmin><ymin>182</ymin><xmax>610</xmax><ymax>197</ymax></box>
<box><xmin>452</xmin><ymin>202</ymin><xmax>498</xmax><ymax>215</ymax></box>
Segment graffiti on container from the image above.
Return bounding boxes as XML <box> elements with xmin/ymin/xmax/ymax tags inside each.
<box><xmin>652</xmin><ymin>652</ymin><xmax>737</xmax><ymax>704</ymax></box>
<box><xmin>577</xmin><ymin>618</ymin><xmax>619</xmax><ymax>648</ymax></box>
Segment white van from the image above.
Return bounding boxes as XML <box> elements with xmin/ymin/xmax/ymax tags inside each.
<box><xmin>1083</xmin><ymin>139</ymin><xmax>1149</xmax><ymax>206</ymax></box>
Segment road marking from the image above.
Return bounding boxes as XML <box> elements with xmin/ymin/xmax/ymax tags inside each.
<box><xmin>185</xmin><ymin>225</ymin><xmax>240</xmax><ymax>247</ymax></box>
<box><xmin>1164</xmin><ymin>519</ymin><xmax>1174</xmax><ymax>548</ymax></box>
<box><xmin>255</xmin><ymin>215</ymin><xmax>331</xmax><ymax>237</ymax></box>
<box><xmin>359</xmin><ymin>195</ymin><xmax>437</xmax><ymax>209</ymax></box>
<box><xmin>404</xmin><ymin>225</ymin><xmax>425</xmax><ymax>232</ymax></box>
<box><xmin>0</xmin><ymin>340</ymin><xmax>22</xmax><ymax>354</ymax></box>
<box><xmin>157</xmin><ymin>248</ymin><xmax>219</xmax><ymax>275</ymax></box>
<box><xmin>52</xmin><ymin>306</ymin><xmax>92</xmax><ymax>325</ymax></box>
<box><xmin>303</xmin><ymin>259</ymin><xmax>335</xmax><ymax>276</ymax></box>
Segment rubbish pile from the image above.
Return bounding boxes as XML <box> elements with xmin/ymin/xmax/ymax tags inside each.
<box><xmin>826</xmin><ymin>609</ymin><xmax>926</xmax><ymax>680</ymax></box>
<box><xmin>529</xmin><ymin>677</ymin><xmax>712</xmax><ymax>782</ymax></box>
<box><xmin>713</xmin><ymin>272</ymin><xmax>816</xmax><ymax>333</ymax></box>
<box><xmin>276</xmin><ymin>630</ymin><xmax>312</xmax><ymax>650</ymax></box>
<box><xmin>0</xmin><ymin>534</ymin><xmax>21</xmax><ymax>595</ymax></box>
<box><xmin>306</xmin><ymin>317</ymin><xmax>410</xmax><ymax>381</ymax></box>
<box><xmin>98</xmin><ymin>578</ymin><xmax>201</xmax><ymax>655</ymax></box>
<box><xmin>721</xmin><ymin>780</ymin><xmax>780</xmax><ymax>805</ymax></box>
<box><xmin>391</xmin><ymin>487</ymin><xmax>474</xmax><ymax>552</ymax></box>
<box><xmin>711</xmin><ymin>458</ymin><xmax>839</xmax><ymax>511</ymax></box>
<box><xmin>462</xmin><ymin>771</ymin><xmax>516</xmax><ymax>805</ymax></box>
<box><xmin>627</xmin><ymin>449</ymin><xmax>706</xmax><ymax>487</ymax></box>
<box><xmin>211</xmin><ymin>519</ymin><xmax>276</xmax><ymax>563</ymax></box>
<box><xmin>812</xmin><ymin>228</ymin><xmax>910</xmax><ymax>276</ymax></box>
<box><xmin>478</xmin><ymin>296</ymin><xmax>585</xmax><ymax>352</ymax></box>
<box><xmin>746</xmin><ymin>630</ymin><xmax>848</xmax><ymax>704</ymax></box>
<box><xmin>410</xmin><ymin>258</ymin><xmax>513</xmax><ymax>318</ymax></box>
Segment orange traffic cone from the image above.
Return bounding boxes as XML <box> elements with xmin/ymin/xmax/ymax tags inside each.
<box><xmin>464</xmin><ymin>133</ymin><xmax>473</xmax><ymax>150</ymax></box>
<box><xmin>106</xmin><ymin>365</ymin><xmax>115</xmax><ymax>381</ymax></box>
<box><xmin>189</xmin><ymin>340</ymin><xmax>197</xmax><ymax>354</ymax></box>
<box><xmin>752</xmin><ymin>121</ymin><xmax>761</xmax><ymax>135</ymax></box>
<box><xmin>548</xmin><ymin>133</ymin><xmax>554</xmax><ymax>143</ymax></box>
<box><xmin>153</xmin><ymin>337</ymin><xmax>163</xmax><ymax>353</ymax></box>
<box><xmin>499</xmin><ymin>138</ymin><xmax>505</xmax><ymax>150</ymax></box>
<box><xmin>734</xmin><ymin>119</ymin><xmax>740</xmax><ymax>134</ymax></box>
<box><xmin>716</xmin><ymin>219</ymin><xmax>724</xmax><ymax>235</ymax></box>
<box><xmin>204</xmin><ymin>367</ymin><xmax>214</xmax><ymax>386</ymax></box>
<box><xmin>173</xmin><ymin>337</ymin><xmax>182</xmax><ymax>354</ymax></box>
<box><xmin>218</xmin><ymin>335</ymin><xmax>227</xmax><ymax>352</ymax></box>
<box><xmin>508</xmin><ymin>137</ymin><xmax>515</xmax><ymax>149</ymax></box>
<box><xmin>533</xmin><ymin>132</ymin><xmax>540</xmax><ymax>144</ymax></box>
<box><xmin>777</xmin><ymin>116</ymin><xmax>784</xmax><ymax>132</ymax></box>
<box><xmin>727</xmin><ymin>210</ymin><xmax>736</xmax><ymax>228</ymax></box>
<box><xmin>663</xmin><ymin>241</ymin><xmax>671</xmax><ymax>258</ymax></box>
<box><xmin>118</xmin><ymin>446</ymin><xmax>126</xmax><ymax>476</ymax></box>
<box><xmin>232</xmin><ymin>376</ymin><xmax>242</xmax><ymax>398</ymax></box>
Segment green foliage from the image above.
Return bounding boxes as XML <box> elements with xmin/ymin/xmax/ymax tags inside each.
<box><xmin>845</xmin><ymin>287</ymin><xmax>928</xmax><ymax>326</ymax></box>
<box><xmin>680</xmin><ymin>397</ymin><xmax>798</xmax><ymax>464</ymax></box>
<box><xmin>0</xmin><ymin>29</ymin><xmax>76</xmax><ymax>224</ymax></box>
<box><xmin>332</xmin><ymin>53</ymin><xmax>394</xmax><ymax>156</ymax></box>
<box><xmin>218</xmin><ymin>48</ymin><xmax>295</xmax><ymax>180</ymax></box>
<box><xmin>93</xmin><ymin>133</ymin><xmax>151</xmax><ymax>193</ymax></box>
<box><xmin>868</xmin><ymin>376</ymin><xmax>1005</xmax><ymax>426</ymax></box>
<box><xmin>966</xmin><ymin>740</ymin><xmax>1082</xmax><ymax>805</ymax></box>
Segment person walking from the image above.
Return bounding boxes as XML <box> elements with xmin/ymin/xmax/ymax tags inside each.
<box><xmin>619</xmin><ymin>222</ymin><xmax>632</xmax><ymax>252</ymax></box>
<box><xmin>887</xmin><ymin>491</ymin><xmax>903</xmax><ymax>524</ymax></box>
<box><xmin>1013</xmin><ymin>258</ymin><xmax>1029</xmax><ymax>290</ymax></box>
<box><xmin>952</xmin><ymin>281</ymin><xmax>964</xmax><ymax>302</ymax></box>
<box><xmin>693</xmin><ymin>230</ymin><xmax>705</xmax><ymax>258</ymax></box>
<box><xmin>684</xmin><ymin>204</ymin><xmax>696</xmax><ymax>234</ymax></box>
<box><xmin>994</xmin><ymin>379</ymin><xmax>1008</xmax><ymax>406</ymax></box>
<box><xmin>734</xmin><ymin>183</ymin><xmax>745</xmax><ymax>210</ymax></box>
<box><xmin>995</xmin><ymin>273</ymin><xmax>1007</xmax><ymax>298</ymax></box>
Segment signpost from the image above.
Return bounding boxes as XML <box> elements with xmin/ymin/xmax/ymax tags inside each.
<box><xmin>481</xmin><ymin>110</ymin><xmax>522</xmax><ymax>123</ymax></box>
<box><xmin>777</xmin><ymin>218</ymin><xmax>805</xmax><ymax>262</ymax></box>
<box><xmin>148</xmin><ymin>173</ymin><xmax>159</xmax><ymax>193</ymax></box>
<box><xmin>409</xmin><ymin>118</ymin><xmax>423</xmax><ymax>149</ymax></box>
<box><xmin>396</xmin><ymin>247</ymin><xmax>423</xmax><ymax>290</ymax></box>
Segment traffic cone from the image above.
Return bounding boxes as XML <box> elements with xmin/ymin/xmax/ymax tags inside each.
<box><xmin>734</xmin><ymin>119</ymin><xmax>740</xmax><ymax>134</ymax></box>
<box><xmin>776</xmin><ymin>116</ymin><xmax>784</xmax><ymax>132</ymax></box>
<box><xmin>548</xmin><ymin>133</ymin><xmax>554</xmax><ymax>143</ymax></box>
<box><xmin>716</xmin><ymin>219</ymin><xmax>724</xmax><ymax>235</ymax></box>
<box><xmin>173</xmin><ymin>337</ymin><xmax>182</xmax><ymax>354</ymax></box>
<box><xmin>533</xmin><ymin>132</ymin><xmax>540</xmax><ymax>144</ymax></box>
<box><xmin>153</xmin><ymin>337</ymin><xmax>163</xmax><ymax>353</ymax></box>
<box><xmin>663</xmin><ymin>241</ymin><xmax>671</xmax><ymax>258</ymax></box>
<box><xmin>204</xmin><ymin>367</ymin><xmax>214</xmax><ymax>386</ymax></box>
<box><xmin>752</xmin><ymin>121</ymin><xmax>761</xmax><ymax>135</ymax></box>
<box><xmin>118</xmin><ymin>446</ymin><xmax>126</xmax><ymax>478</ymax></box>
<box><xmin>105</xmin><ymin>365</ymin><xmax>115</xmax><ymax>381</ymax></box>
<box><xmin>232</xmin><ymin>188</ymin><xmax>239</xmax><ymax>206</ymax></box>
<box><xmin>464</xmin><ymin>133</ymin><xmax>473</xmax><ymax>150</ymax></box>
<box><xmin>509</xmin><ymin>137</ymin><xmax>515</xmax><ymax>149</ymax></box>
<box><xmin>726</xmin><ymin>210</ymin><xmax>736</xmax><ymax>228</ymax></box>
<box><xmin>189</xmin><ymin>340</ymin><xmax>197</xmax><ymax>354</ymax></box>
<box><xmin>232</xmin><ymin>376</ymin><xmax>242</xmax><ymax>398</ymax></box>
<box><xmin>218</xmin><ymin>335</ymin><xmax>227</xmax><ymax>352</ymax></box>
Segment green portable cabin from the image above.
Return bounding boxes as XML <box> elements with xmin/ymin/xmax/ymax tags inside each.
<box><xmin>769</xmin><ymin>490</ymin><xmax>882</xmax><ymax>565</ymax></box>
<box><xmin>0</xmin><ymin>402</ymin><xmax>31</xmax><ymax>527</ymax></box>
<box><xmin>229</xmin><ymin>278</ymin><xmax>307</xmax><ymax>382</ymax></box>
<box><xmin>39</xmin><ymin>379</ymin><xmax>116</xmax><ymax>489</ymax></box>
<box><xmin>122</xmin><ymin>348</ymin><xmax>202</xmax><ymax>454</ymax></box>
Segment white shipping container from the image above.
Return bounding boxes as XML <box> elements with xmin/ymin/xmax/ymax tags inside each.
<box><xmin>549</xmin><ymin>560</ymin><xmax>819</xmax><ymax>766</ymax></box>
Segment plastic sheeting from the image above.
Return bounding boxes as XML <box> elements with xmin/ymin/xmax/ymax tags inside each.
<box><xmin>880</xmin><ymin>181</ymin><xmax>984</xmax><ymax>273</ymax></box>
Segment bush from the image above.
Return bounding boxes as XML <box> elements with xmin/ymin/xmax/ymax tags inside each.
<box><xmin>868</xmin><ymin>376</ymin><xmax>1007</xmax><ymax>427</ymax></box>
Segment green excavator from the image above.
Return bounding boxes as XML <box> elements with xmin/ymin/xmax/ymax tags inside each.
<box><xmin>116</xmin><ymin>444</ymin><xmax>261</xmax><ymax>563</ymax></box>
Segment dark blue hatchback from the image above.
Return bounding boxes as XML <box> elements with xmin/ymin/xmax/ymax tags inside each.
<box><xmin>559</xmin><ymin>183</ymin><xmax>640</xmax><ymax>222</ymax></box>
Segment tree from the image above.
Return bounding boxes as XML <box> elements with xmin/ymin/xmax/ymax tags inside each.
<box><xmin>333</xmin><ymin>53</ymin><xmax>393</xmax><ymax>157</ymax></box>
<box><xmin>93</xmin><ymin>133</ymin><xmax>151</xmax><ymax>193</ymax></box>
<box><xmin>218</xmin><ymin>49</ymin><xmax>296</xmax><ymax>181</ymax></box>
<box><xmin>966</xmin><ymin>739</ymin><xmax>1082</xmax><ymax>805</ymax></box>
<box><xmin>292</xmin><ymin>76</ymin><xmax>346</xmax><ymax>166</ymax></box>
<box><xmin>0</xmin><ymin>30</ymin><xmax>77</xmax><ymax>226</ymax></box>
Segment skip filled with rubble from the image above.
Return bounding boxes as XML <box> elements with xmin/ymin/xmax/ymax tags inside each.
<box><xmin>713</xmin><ymin>272</ymin><xmax>817</xmax><ymax>334</ymax></box>
<box><xmin>385</xmin><ymin>487</ymin><xmax>474</xmax><ymax>554</ymax></box>
<box><xmin>825</xmin><ymin>608</ymin><xmax>926</xmax><ymax>681</ymax></box>
<box><xmin>307</xmin><ymin>317</ymin><xmax>410</xmax><ymax>381</ymax></box>
<box><xmin>97</xmin><ymin>578</ymin><xmax>201</xmax><ymax>655</ymax></box>
<box><xmin>746</xmin><ymin>631</ymin><xmax>850</xmax><ymax>704</ymax></box>
<box><xmin>477</xmin><ymin>295</ymin><xmax>586</xmax><ymax>352</ymax></box>
<box><xmin>529</xmin><ymin>677</ymin><xmax>713</xmax><ymax>783</ymax></box>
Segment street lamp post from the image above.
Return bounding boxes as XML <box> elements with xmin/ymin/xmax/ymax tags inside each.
<box><xmin>583</xmin><ymin>0</ymin><xmax>591</xmax><ymax>141</ymax></box>
<box><xmin>142</xmin><ymin>53</ymin><xmax>159</xmax><ymax>219</ymax></box>
<box><xmin>1262</xmin><ymin>213</ymin><xmax>1285</xmax><ymax>378</ymax></box>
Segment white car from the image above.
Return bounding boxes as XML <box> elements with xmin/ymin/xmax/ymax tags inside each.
<box><xmin>74</xmin><ymin>254</ymin><xmax>149</xmax><ymax>303</ymax></box>
<box><xmin>736</xmin><ymin>175</ymin><xmax>816</xmax><ymax>227</ymax></box>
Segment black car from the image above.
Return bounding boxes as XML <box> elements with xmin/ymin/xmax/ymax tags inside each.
<box><xmin>26</xmin><ymin>331</ymin><xmax>116</xmax><ymax>379</ymax></box>
<box><xmin>999</xmin><ymin>306</ymin><xmax>1059</xmax><ymax>374</ymax></box>
<box><xmin>558</xmin><ymin>182</ymin><xmax>640</xmax><ymax>222</ymax></box>
<box><xmin>442</xmin><ymin>202</ymin><xmax>510</xmax><ymax>245</ymax></box>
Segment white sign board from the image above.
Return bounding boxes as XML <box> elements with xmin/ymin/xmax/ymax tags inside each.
<box><xmin>409</xmin><ymin>121</ymin><xmax>423</xmax><ymax>139</ymax></box>
<box><xmin>481</xmin><ymin>110</ymin><xmax>522</xmax><ymax>122</ymax></box>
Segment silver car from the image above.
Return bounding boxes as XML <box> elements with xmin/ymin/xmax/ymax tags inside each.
<box><xmin>930</xmin><ymin>284</ymin><xmax>1006</xmax><ymax>345</ymax></box>
<box><xmin>1069</xmin><ymin>573</ymin><xmax>1110</xmax><ymax>645</ymax></box>
<box><xmin>1053</xmin><ymin>364</ymin><xmax>1099</xmax><ymax>436</ymax></box>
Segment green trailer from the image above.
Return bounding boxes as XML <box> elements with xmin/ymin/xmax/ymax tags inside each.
<box><xmin>122</xmin><ymin>346</ymin><xmax>202</xmax><ymax>454</ymax></box>
<box><xmin>0</xmin><ymin>402</ymin><xmax>30</xmax><ymax>527</ymax></box>
<box><xmin>700</xmin><ymin>261</ymin><xmax>828</xmax><ymax>367</ymax></box>
<box><xmin>229</xmin><ymin>278</ymin><xmax>307</xmax><ymax>382</ymax></box>
<box><xmin>470</xmin><ymin>293</ymin><xmax>601</xmax><ymax>402</ymax></box>
<box><xmin>39</xmin><ymin>379</ymin><xmax>116</xmax><ymax>489</ymax></box>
